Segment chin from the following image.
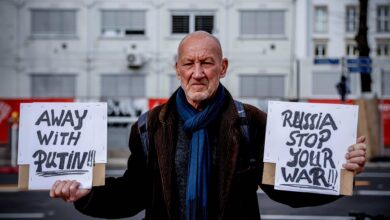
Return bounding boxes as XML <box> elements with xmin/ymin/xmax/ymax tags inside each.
<box><xmin>188</xmin><ymin>91</ymin><xmax>210</xmax><ymax>102</ymax></box>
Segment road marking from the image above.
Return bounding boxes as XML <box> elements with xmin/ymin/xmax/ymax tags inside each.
<box><xmin>261</xmin><ymin>215</ymin><xmax>354</xmax><ymax>220</ymax></box>
<box><xmin>357</xmin><ymin>172</ymin><xmax>390</xmax><ymax>178</ymax></box>
<box><xmin>0</xmin><ymin>184</ymin><xmax>18</xmax><ymax>192</ymax></box>
<box><xmin>355</xmin><ymin>190</ymin><xmax>390</xmax><ymax>196</ymax></box>
<box><xmin>355</xmin><ymin>180</ymin><xmax>370</xmax><ymax>186</ymax></box>
<box><xmin>0</xmin><ymin>213</ymin><xmax>45</xmax><ymax>218</ymax></box>
<box><xmin>257</xmin><ymin>189</ymin><xmax>390</xmax><ymax>196</ymax></box>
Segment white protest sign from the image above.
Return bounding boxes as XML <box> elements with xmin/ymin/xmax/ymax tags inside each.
<box><xmin>264</xmin><ymin>101</ymin><xmax>358</xmax><ymax>195</ymax></box>
<box><xmin>18</xmin><ymin>102</ymin><xmax>107</xmax><ymax>190</ymax></box>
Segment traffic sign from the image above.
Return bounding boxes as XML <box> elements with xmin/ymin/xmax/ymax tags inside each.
<box><xmin>348</xmin><ymin>66</ymin><xmax>372</xmax><ymax>73</ymax></box>
<box><xmin>313</xmin><ymin>58</ymin><xmax>340</xmax><ymax>65</ymax></box>
<box><xmin>346</xmin><ymin>57</ymin><xmax>371</xmax><ymax>65</ymax></box>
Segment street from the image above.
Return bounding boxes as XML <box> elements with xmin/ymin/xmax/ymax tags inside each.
<box><xmin>0</xmin><ymin>165</ymin><xmax>389</xmax><ymax>220</ymax></box>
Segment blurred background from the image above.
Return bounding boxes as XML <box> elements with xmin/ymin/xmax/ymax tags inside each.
<box><xmin>0</xmin><ymin>0</ymin><xmax>389</xmax><ymax>219</ymax></box>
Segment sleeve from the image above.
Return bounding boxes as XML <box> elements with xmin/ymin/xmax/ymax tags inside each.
<box><xmin>74</xmin><ymin>121</ymin><xmax>148</xmax><ymax>218</ymax></box>
<box><xmin>246</xmin><ymin>105</ymin><xmax>343</xmax><ymax>208</ymax></box>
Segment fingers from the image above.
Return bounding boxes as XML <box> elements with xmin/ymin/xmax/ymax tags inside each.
<box><xmin>50</xmin><ymin>180</ymin><xmax>91</xmax><ymax>203</ymax></box>
<box><xmin>344</xmin><ymin>139</ymin><xmax>367</xmax><ymax>175</ymax></box>
<box><xmin>68</xmin><ymin>181</ymin><xmax>80</xmax><ymax>202</ymax></box>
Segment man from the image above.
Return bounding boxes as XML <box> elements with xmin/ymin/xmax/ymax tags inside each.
<box><xmin>51</xmin><ymin>31</ymin><xmax>367</xmax><ymax>220</ymax></box>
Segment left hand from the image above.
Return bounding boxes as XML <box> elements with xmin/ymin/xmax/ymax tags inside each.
<box><xmin>343</xmin><ymin>136</ymin><xmax>367</xmax><ymax>175</ymax></box>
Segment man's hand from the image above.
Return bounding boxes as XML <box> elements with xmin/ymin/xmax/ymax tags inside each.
<box><xmin>50</xmin><ymin>180</ymin><xmax>91</xmax><ymax>203</ymax></box>
<box><xmin>343</xmin><ymin>136</ymin><xmax>367</xmax><ymax>175</ymax></box>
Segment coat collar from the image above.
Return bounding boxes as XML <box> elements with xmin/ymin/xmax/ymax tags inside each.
<box><xmin>155</xmin><ymin>87</ymin><xmax>241</xmax><ymax>219</ymax></box>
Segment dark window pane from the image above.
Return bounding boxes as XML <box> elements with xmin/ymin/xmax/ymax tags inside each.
<box><xmin>172</xmin><ymin>15</ymin><xmax>189</xmax><ymax>34</ymax></box>
<box><xmin>195</xmin><ymin>15</ymin><xmax>214</xmax><ymax>33</ymax></box>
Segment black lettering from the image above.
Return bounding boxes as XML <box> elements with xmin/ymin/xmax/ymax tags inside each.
<box><xmin>318</xmin><ymin>129</ymin><xmax>331</xmax><ymax>149</ymax></box>
<box><xmin>33</xmin><ymin>150</ymin><xmax>47</xmax><ymax>172</ymax></box>
<box><xmin>61</xmin><ymin>111</ymin><xmax>74</xmax><ymax>127</ymax></box>
<box><xmin>322</xmin><ymin>148</ymin><xmax>336</xmax><ymax>168</ymax></box>
<box><xmin>319</xmin><ymin>113</ymin><xmax>338</xmax><ymax>131</ymax></box>
<box><xmin>304</xmin><ymin>133</ymin><xmax>318</xmax><ymax>148</ymax></box>
<box><xmin>309</xmin><ymin>167</ymin><xmax>330</xmax><ymax>187</ymax></box>
<box><xmin>286</xmin><ymin>130</ymin><xmax>299</xmax><ymax>146</ymax></box>
<box><xmin>51</xmin><ymin>109</ymin><xmax>65</xmax><ymax>126</ymax></box>
<box><xmin>281</xmin><ymin>110</ymin><xmax>293</xmax><ymax>127</ymax></box>
<box><xmin>35</xmin><ymin>110</ymin><xmax>50</xmax><ymax>126</ymax></box>
<box><xmin>37</xmin><ymin>130</ymin><xmax>54</xmax><ymax>145</ymax></box>
<box><xmin>74</xmin><ymin>110</ymin><xmax>88</xmax><ymax>130</ymax></box>
<box><xmin>56</xmin><ymin>152</ymin><xmax>69</xmax><ymax>169</ymax></box>
<box><xmin>45</xmin><ymin>152</ymin><xmax>57</xmax><ymax>169</ymax></box>
<box><xmin>296</xmin><ymin>169</ymin><xmax>312</xmax><ymax>183</ymax></box>
<box><xmin>298</xmin><ymin>150</ymin><xmax>309</xmax><ymax>167</ymax></box>
<box><xmin>281</xmin><ymin>167</ymin><xmax>299</xmax><ymax>182</ymax></box>
<box><xmin>67</xmin><ymin>132</ymin><xmax>81</xmax><ymax>146</ymax></box>
<box><xmin>287</xmin><ymin>148</ymin><xmax>301</xmax><ymax>167</ymax></box>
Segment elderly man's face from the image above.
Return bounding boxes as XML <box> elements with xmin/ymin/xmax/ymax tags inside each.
<box><xmin>176</xmin><ymin>35</ymin><xmax>228</xmax><ymax>108</ymax></box>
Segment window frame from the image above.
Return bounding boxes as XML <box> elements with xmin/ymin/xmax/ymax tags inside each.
<box><xmin>100</xmin><ymin>9</ymin><xmax>147</xmax><ymax>38</ymax></box>
<box><xmin>314</xmin><ymin>6</ymin><xmax>328</xmax><ymax>33</ymax></box>
<box><xmin>30</xmin><ymin>9</ymin><xmax>77</xmax><ymax>39</ymax></box>
<box><xmin>170</xmin><ymin>11</ymin><xmax>215</xmax><ymax>35</ymax></box>
<box><xmin>239</xmin><ymin>74</ymin><xmax>286</xmax><ymax>98</ymax></box>
<box><xmin>377</xmin><ymin>5</ymin><xmax>390</xmax><ymax>33</ymax></box>
<box><xmin>101</xmin><ymin>74</ymin><xmax>146</xmax><ymax>98</ymax></box>
<box><xmin>345</xmin><ymin>5</ymin><xmax>358</xmax><ymax>33</ymax></box>
<box><xmin>239</xmin><ymin>9</ymin><xmax>286</xmax><ymax>39</ymax></box>
<box><xmin>30</xmin><ymin>73</ymin><xmax>76</xmax><ymax>98</ymax></box>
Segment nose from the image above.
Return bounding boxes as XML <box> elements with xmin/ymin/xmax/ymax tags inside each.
<box><xmin>193</xmin><ymin>62</ymin><xmax>204</xmax><ymax>79</ymax></box>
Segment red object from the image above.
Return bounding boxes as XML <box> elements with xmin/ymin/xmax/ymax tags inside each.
<box><xmin>0</xmin><ymin>98</ymin><xmax>74</xmax><ymax>144</ymax></box>
<box><xmin>148</xmin><ymin>98</ymin><xmax>168</xmax><ymax>110</ymax></box>
<box><xmin>379</xmin><ymin>99</ymin><xmax>390</xmax><ymax>147</ymax></box>
<box><xmin>307</xmin><ymin>99</ymin><xmax>355</xmax><ymax>105</ymax></box>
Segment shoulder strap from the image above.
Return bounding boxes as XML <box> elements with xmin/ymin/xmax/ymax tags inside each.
<box><xmin>234</xmin><ymin>100</ymin><xmax>258</xmax><ymax>168</ymax></box>
<box><xmin>138</xmin><ymin>111</ymin><xmax>149</xmax><ymax>158</ymax></box>
<box><xmin>234</xmin><ymin>100</ymin><xmax>250</xmax><ymax>145</ymax></box>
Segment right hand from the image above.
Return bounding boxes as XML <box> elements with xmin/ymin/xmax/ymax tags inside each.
<box><xmin>50</xmin><ymin>180</ymin><xmax>91</xmax><ymax>203</ymax></box>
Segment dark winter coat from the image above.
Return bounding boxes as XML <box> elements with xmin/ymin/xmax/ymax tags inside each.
<box><xmin>74</xmin><ymin>88</ymin><xmax>340</xmax><ymax>219</ymax></box>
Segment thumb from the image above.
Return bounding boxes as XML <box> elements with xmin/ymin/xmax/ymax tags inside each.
<box><xmin>356</xmin><ymin>136</ymin><xmax>366</xmax><ymax>144</ymax></box>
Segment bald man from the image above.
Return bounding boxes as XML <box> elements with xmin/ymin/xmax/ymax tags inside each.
<box><xmin>51</xmin><ymin>31</ymin><xmax>366</xmax><ymax>220</ymax></box>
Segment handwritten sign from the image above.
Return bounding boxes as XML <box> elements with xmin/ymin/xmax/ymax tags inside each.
<box><xmin>18</xmin><ymin>103</ymin><xmax>107</xmax><ymax>190</ymax></box>
<box><xmin>264</xmin><ymin>101</ymin><xmax>358</xmax><ymax>195</ymax></box>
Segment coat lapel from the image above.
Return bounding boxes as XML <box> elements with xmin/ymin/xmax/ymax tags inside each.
<box><xmin>155</xmin><ymin>98</ymin><xmax>177</xmax><ymax>219</ymax></box>
<box><xmin>215</xmin><ymin>97</ymin><xmax>241</xmax><ymax>218</ymax></box>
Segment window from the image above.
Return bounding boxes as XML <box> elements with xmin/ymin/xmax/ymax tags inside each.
<box><xmin>31</xmin><ymin>74</ymin><xmax>76</xmax><ymax>97</ymax></box>
<box><xmin>312</xmin><ymin>72</ymin><xmax>358</xmax><ymax>95</ymax></box>
<box><xmin>31</xmin><ymin>9</ymin><xmax>76</xmax><ymax>37</ymax></box>
<box><xmin>171</xmin><ymin>12</ymin><xmax>214</xmax><ymax>34</ymax></box>
<box><xmin>382</xmin><ymin>71</ymin><xmax>390</xmax><ymax>95</ymax></box>
<box><xmin>314</xmin><ymin>42</ymin><xmax>327</xmax><ymax>57</ymax></box>
<box><xmin>101</xmin><ymin>74</ymin><xmax>145</xmax><ymax>98</ymax></box>
<box><xmin>376</xmin><ymin>40</ymin><xmax>390</xmax><ymax>57</ymax></box>
<box><xmin>240</xmin><ymin>75</ymin><xmax>285</xmax><ymax>98</ymax></box>
<box><xmin>346</xmin><ymin>41</ymin><xmax>359</xmax><ymax>56</ymax></box>
<box><xmin>240</xmin><ymin>10</ymin><xmax>285</xmax><ymax>37</ymax></box>
<box><xmin>346</xmin><ymin>6</ymin><xmax>358</xmax><ymax>33</ymax></box>
<box><xmin>101</xmin><ymin>10</ymin><xmax>146</xmax><ymax>37</ymax></box>
<box><xmin>377</xmin><ymin>5</ymin><xmax>390</xmax><ymax>32</ymax></box>
<box><xmin>314</xmin><ymin>6</ymin><xmax>328</xmax><ymax>33</ymax></box>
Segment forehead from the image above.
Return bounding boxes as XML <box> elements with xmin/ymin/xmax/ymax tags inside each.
<box><xmin>178</xmin><ymin>35</ymin><xmax>221</xmax><ymax>59</ymax></box>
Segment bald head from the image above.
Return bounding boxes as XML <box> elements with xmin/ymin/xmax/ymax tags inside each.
<box><xmin>177</xmin><ymin>31</ymin><xmax>223</xmax><ymax>61</ymax></box>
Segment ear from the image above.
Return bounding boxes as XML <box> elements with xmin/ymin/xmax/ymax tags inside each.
<box><xmin>219</xmin><ymin>58</ymin><xmax>228</xmax><ymax>79</ymax></box>
<box><xmin>175</xmin><ymin>62</ymin><xmax>181</xmax><ymax>80</ymax></box>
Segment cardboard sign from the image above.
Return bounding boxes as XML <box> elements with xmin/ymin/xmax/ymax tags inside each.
<box><xmin>18</xmin><ymin>103</ymin><xmax>107</xmax><ymax>190</ymax></box>
<box><xmin>263</xmin><ymin>101</ymin><xmax>358</xmax><ymax>195</ymax></box>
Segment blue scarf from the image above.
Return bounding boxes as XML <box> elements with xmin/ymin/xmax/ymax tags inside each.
<box><xmin>176</xmin><ymin>85</ymin><xmax>225</xmax><ymax>220</ymax></box>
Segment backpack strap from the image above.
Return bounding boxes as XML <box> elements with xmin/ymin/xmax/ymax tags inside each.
<box><xmin>234</xmin><ymin>100</ymin><xmax>258</xmax><ymax>168</ymax></box>
<box><xmin>234</xmin><ymin>100</ymin><xmax>250</xmax><ymax>145</ymax></box>
<box><xmin>138</xmin><ymin>111</ymin><xmax>149</xmax><ymax>159</ymax></box>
